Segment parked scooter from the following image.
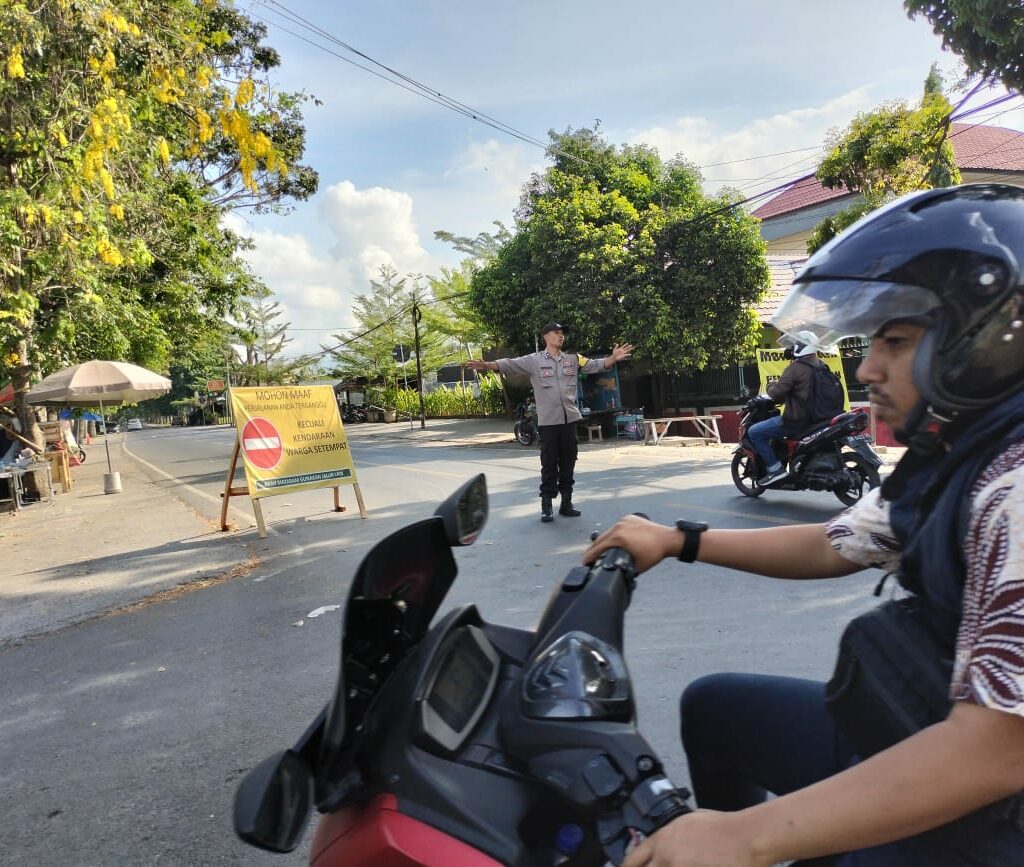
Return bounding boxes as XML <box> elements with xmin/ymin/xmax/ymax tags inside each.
<box><xmin>234</xmin><ymin>475</ymin><xmax>692</xmax><ymax>866</ymax></box>
<box><xmin>731</xmin><ymin>393</ymin><xmax>883</xmax><ymax>506</ymax></box>
<box><xmin>514</xmin><ymin>397</ymin><xmax>538</xmax><ymax>446</ymax></box>
<box><xmin>340</xmin><ymin>403</ymin><xmax>367</xmax><ymax>425</ymax></box>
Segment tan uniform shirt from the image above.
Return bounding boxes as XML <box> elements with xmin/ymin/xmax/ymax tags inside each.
<box><xmin>497</xmin><ymin>350</ymin><xmax>607</xmax><ymax>426</ymax></box>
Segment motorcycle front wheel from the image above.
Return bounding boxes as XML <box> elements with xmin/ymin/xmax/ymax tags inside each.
<box><xmin>731</xmin><ymin>451</ymin><xmax>764</xmax><ymax>498</ymax></box>
<box><xmin>514</xmin><ymin>421</ymin><xmax>536</xmax><ymax>446</ymax></box>
<box><xmin>834</xmin><ymin>453</ymin><xmax>881</xmax><ymax>506</ymax></box>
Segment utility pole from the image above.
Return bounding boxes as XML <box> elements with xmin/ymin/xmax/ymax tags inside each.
<box><xmin>225</xmin><ymin>350</ymin><xmax>234</xmax><ymax>426</ymax></box>
<box><xmin>396</xmin><ymin>345</ymin><xmax>413</xmax><ymax>430</ymax></box>
<box><xmin>412</xmin><ymin>301</ymin><xmax>426</xmax><ymax>430</ymax></box>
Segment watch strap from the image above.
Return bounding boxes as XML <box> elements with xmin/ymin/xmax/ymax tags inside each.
<box><xmin>676</xmin><ymin>520</ymin><xmax>708</xmax><ymax>563</ymax></box>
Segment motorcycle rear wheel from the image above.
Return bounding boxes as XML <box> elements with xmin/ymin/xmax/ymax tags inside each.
<box><xmin>731</xmin><ymin>451</ymin><xmax>764</xmax><ymax>498</ymax></box>
<box><xmin>834</xmin><ymin>453</ymin><xmax>881</xmax><ymax>506</ymax></box>
<box><xmin>514</xmin><ymin>421</ymin><xmax>536</xmax><ymax>446</ymax></box>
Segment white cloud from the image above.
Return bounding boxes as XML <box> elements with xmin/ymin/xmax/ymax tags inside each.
<box><xmin>225</xmin><ymin>214</ymin><xmax>356</xmax><ymax>359</ymax></box>
<box><xmin>319</xmin><ymin>181</ymin><xmax>436</xmax><ymax>275</ymax></box>
<box><xmin>227</xmin><ymin>180</ymin><xmax>459</xmax><ymax>360</ymax></box>
<box><xmin>445</xmin><ymin>138</ymin><xmax>537</xmax><ymax>203</ymax></box>
<box><xmin>627</xmin><ymin>87</ymin><xmax>879</xmax><ymax>198</ymax></box>
<box><xmin>400</xmin><ymin>138</ymin><xmax>542</xmax><ymax>253</ymax></box>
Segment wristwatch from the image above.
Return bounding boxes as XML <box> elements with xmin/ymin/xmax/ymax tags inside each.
<box><xmin>675</xmin><ymin>520</ymin><xmax>709</xmax><ymax>563</ymax></box>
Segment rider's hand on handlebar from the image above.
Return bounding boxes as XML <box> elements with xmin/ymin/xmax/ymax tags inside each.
<box><xmin>583</xmin><ymin>515</ymin><xmax>683</xmax><ymax>574</ymax></box>
<box><xmin>622</xmin><ymin>809</ymin><xmax>766</xmax><ymax>867</ymax></box>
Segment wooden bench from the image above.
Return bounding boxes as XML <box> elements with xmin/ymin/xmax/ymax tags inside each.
<box><xmin>583</xmin><ymin>424</ymin><xmax>603</xmax><ymax>442</ymax></box>
<box><xmin>643</xmin><ymin>415</ymin><xmax>723</xmax><ymax>445</ymax></box>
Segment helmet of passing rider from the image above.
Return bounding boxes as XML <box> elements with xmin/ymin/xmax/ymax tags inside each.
<box><xmin>773</xmin><ymin>183</ymin><xmax>1024</xmax><ymax>416</ymax></box>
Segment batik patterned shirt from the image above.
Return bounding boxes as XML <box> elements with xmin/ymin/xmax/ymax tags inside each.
<box><xmin>825</xmin><ymin>441</ymin><xmax>1024</xmax><ymax>716</ymax></box>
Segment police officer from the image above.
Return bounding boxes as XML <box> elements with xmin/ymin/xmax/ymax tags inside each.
<box><xmin>468</xmin><ymin>323</ymin><xmax>633</xmax><ymax>521</ymax></box>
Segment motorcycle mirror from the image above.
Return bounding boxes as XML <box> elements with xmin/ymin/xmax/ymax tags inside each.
<box><xmin>433</xmin><ymin>473</ymin><xmax>488</xmax><ymax>546</ymax></box>
<box><xmin>233</xmin><ymin>750</ymin><xmax>312</xmax><ymax>853</ymax></box>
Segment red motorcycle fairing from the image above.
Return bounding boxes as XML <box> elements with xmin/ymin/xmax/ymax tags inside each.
<box><xmin>310</xmin><ymin>793</ymin><xmax>502</xmax><ymax>867</ymax></box>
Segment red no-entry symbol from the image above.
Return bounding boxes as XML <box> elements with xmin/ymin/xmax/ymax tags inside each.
<box><xmin>241</xmin><ymin>417</ymin><xmax>283</xmax><ymax>470</ymax></box>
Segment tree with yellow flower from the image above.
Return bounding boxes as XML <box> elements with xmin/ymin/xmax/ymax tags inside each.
<box><xmin>0</xmin><ymin>0</ymin><xmax>317</xmax><ymax>450</ymax></box>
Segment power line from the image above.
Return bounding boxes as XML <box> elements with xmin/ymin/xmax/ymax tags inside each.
<box><xmin>249</xmin><ymin>0</ymin><xmax>1024</xmax><ymax>208</ymax></box>
<box><xmin>697</xmin><ymin>145</ymin><xmax>822</xmax><ymax>169</ymax></box>
<box><xmin>277</xmin><ymin>290</ymin><xmax>475</xmax><ymax>372</ymax></box>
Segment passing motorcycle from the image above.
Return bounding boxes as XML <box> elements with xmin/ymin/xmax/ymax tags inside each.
<box><xmin>513</xmin><ymin>397</ymin><xmax>538</xmax><ymax>446</ymax></box>
<box><xmin>731</xmin><ymin>394</ymin><xmax>883</xmax><ymax>506</ymax></box>
<box><xmin>234</xmin><ymin>475</ymin><xmax>692</xmax><ymax>866</ymax></box>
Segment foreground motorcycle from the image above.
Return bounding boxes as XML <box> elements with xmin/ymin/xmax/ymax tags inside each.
<box><xmin>234</xmin><ymin>474</ymin><xmax>691</xmax><ymax>865</ymax></box>
<box><xmin>513</xmin><ymin>397</ymin><xmax>538</xmax><ymax>446</ymax></box>
<box><xmin>731</xmin><ymin>394</ymin><xmax>883</xmax><ymax>506</ymax></box>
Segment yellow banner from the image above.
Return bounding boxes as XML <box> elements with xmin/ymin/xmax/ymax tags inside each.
<box><xmin>754</xmin><ymin>349</ymin><xmax>851</xmax><ymax>413</ymax></box>
<box><xmin>229</xmin><ymin>385</ymin><xmax>358</xmax><ymax>499</ymax></box>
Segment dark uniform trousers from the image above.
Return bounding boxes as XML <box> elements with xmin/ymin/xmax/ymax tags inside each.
<box><xmin>538</xmin><ymin>422</ymin><xmax>578</xmax><ymax>499</ymax></box>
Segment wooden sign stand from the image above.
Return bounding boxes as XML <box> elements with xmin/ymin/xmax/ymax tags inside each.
<box><xmin>219</xmin><ymin>438</ymin><xmax>368</xmax><ymax>538</ymax></box>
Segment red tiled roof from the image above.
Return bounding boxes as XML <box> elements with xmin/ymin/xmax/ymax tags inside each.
<box><xmin>751</xmin><ymin>174</ymin><xmax>851</xmax><ymax>220</ymax></box>
<box><xmin>949</xmin><ymin>121</ymin><xmax>1024</xmax><ymax>169</ymax></box>
<box><xmin>751</xmin><ymin>123</ymin><xmax>1024</xmax><ymax>220</ymax></box>
<box><xmin>754</xmin><ymin>256</ymin><xmax>807</xmax><ymax>323</ymax></box>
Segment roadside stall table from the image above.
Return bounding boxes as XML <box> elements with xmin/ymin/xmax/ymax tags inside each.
<box><xmin>0</xmin><ymin>461</ymin><xmax>55</xmax><ymax>515</ymax></box>
<box><xmin>643</xmin><ymin>415</ymin><xmax>723</xmax><ymax>445</ymax></box>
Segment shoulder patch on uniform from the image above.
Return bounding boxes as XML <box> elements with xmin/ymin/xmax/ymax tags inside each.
<box><xmin>577</xmin><ymin>353</ymin><xmax>589</xmax><ymax>366</ymax></box>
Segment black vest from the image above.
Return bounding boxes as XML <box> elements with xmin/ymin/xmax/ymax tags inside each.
<box><xmin>886</xmin><ymin>390</ymin><xmax>1024</xmax><ymax>651</ymax></box>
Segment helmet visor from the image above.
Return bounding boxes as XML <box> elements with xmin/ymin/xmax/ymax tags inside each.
<box><xmin>772</xmin><ymin>279</ymin><xmax>943</xmax><ymax>349</ymax></box>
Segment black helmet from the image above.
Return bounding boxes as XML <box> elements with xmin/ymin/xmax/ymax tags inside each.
<box><xmin>773</xmin><ymin>183</ymin><xmax>1024</xmax><ymax>413</ymax></box>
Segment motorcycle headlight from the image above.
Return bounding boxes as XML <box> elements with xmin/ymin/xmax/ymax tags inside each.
<box><xmin>521</xmin><ymin>631</ymin><xmax>633</xmax><ymax>720</ymax></box>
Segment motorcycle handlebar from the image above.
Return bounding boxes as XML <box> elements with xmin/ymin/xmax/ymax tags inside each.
<box><xmin>589</xmin><ymin>511</ymin><xmax>646</xmax><ymax>572</ymax></box>
<box><xmin>602</xmin><ymin>774</ymin><xmax>692</xmax><ymax>865</ymax></box>
<box><xmin>594</xmin><ymin>545</ymin><xmax>637</xmax><ymax>576</ymax></box>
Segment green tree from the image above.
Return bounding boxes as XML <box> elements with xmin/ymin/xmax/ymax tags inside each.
<box><xmin>906</xmin><ymin>0</ymin><xmax>1024</xmax><ymax>93</ymax></box>
<box><xmin>150</xmin><ymin>320</ymin><xmax>235</xmax><ymax>419</ymax></box>
<box><xmin>424</xmin><ymin>262</ymin><xmax>493</xmax><ymax>360</ymax></box>
<box><xmin>470</xmin><ymin>128</ymin><xmax>769</xmax><ymax>375</ymax></box>
<box><xmin>808</xmin><ymin>67</ymin><xmax>960</xmax><ymax>253</ymax></box>
<box><xmin>229</xmin><ymin>284</ymin><xmax>293</xmax><ymax>385</ymax></box>
<box><xmin>328</xmin><ymin>265</ymin><xmax>418</xmax><ymax>393</ymax></box>
<box><xmin>428</xmin><ymin>224</ymin><xmax>508</xmax><ymax>362</ymax></box>
<box><xmin>328</xmin><ymin>265</ymin><xmax>459</xmax><ymax>402</ymax></box>
<box><xmin>433</xmin><ymin>222</ymin><xmax>511</xmax><ymax>266</ymax></box>
<box><xmin>0</xmin><ymin>0</ymin><xmax>316</xmax><ymax>445</ymax></box>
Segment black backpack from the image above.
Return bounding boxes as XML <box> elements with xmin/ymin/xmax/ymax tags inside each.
<box><xmin>805</xmin><ymin>359</ymin><xmax>845</xmax><ymax>422</ymax></box>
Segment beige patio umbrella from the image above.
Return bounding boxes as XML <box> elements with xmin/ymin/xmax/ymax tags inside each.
<box><xmin>27</xmin><ymin>360</ymin><xmax>172</xmax><ymax>493</ymax></box>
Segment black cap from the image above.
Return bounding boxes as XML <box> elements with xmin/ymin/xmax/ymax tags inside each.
<box><xmin>541</xmin><ymin>321</ymin><xmax>566</xmax><ymax>336</ymax></box>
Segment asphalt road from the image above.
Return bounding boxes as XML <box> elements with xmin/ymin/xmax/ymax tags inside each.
<box><xmin>1</xmin><ymin>426</ymin><xmax>883</xmax><ymax>865</ymax></box>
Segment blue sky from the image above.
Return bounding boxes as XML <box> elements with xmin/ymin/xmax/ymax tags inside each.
<box><xmin>226</xmin><ymin>0</ymin><xmax>1024</xmax><ymax>360</ymax></box>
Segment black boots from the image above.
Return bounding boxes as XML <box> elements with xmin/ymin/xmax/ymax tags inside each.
<box><xmin>558</xmin><ymin>497</ymin><xmax>580</xmax><ymax>517</ymax></box>
<box><xmin>541</xmin><ymin>495</ymin><xmax>579</xmax><ymax>520</ymax></box>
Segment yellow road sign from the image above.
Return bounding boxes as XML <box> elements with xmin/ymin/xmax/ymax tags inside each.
<box><xmin>229</xmin><ymin>385</ymin><xmax>358</xmax><ymax>499</ymax></box>
<box><xmin>755</xmin><ymin>349</ymin><xmax>851</xmax><ymax>413</ymax></box>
